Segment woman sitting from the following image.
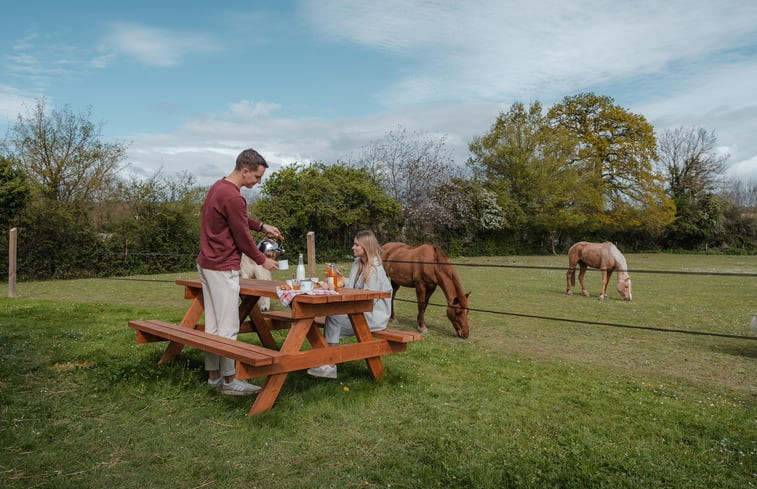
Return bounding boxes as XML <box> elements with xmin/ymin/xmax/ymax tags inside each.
<box><xmin>307</xmin><ymin>230</ymin><xmax>392</xmax><ymax>379</ymax></box>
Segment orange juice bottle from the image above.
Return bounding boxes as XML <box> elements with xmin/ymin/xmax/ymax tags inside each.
<box><xmin>324</xmin><ymin>264</ymin><xmax>336</xmax><ymax>290</ymax></box>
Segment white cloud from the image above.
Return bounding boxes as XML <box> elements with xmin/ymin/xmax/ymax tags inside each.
<box><xmin>122</xmin><ymin>98</ymin><xmax>502</xmax><ymax>186</ymax></box>
<box><xmin>727</xmin><ymin>155</ymin><xmax>757</xmax><ymax>183</ymax></box>
<box><xmin>305</xmin><ymin>0</ymin><xmax>757</xmax><ymax>106</ymax></box>
<box><xmin>101</xmin><ymin>22</ymin><xmax>220</xmax><ymax>67</ymax></box>
<box><xmin>0</xmin><ymin>85</ymin><xmax>39</xmax><ymax>122</ymax></box>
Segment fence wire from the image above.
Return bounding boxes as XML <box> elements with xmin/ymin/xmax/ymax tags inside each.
<box><xmin>8</xmin><ymin>249</ymin><xmax>755</xmax><ymax>340</ymax></box>
<box><xmin>97</xmin><ymin>256</ymin><xmax>757</xmax><ymax>341</ymax></box>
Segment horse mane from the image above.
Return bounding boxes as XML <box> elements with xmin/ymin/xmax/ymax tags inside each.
<box><xmin>431</xmin><ymin>245</ymin><xmax>468</xmax><ymax>306</ymax></box>
<box><xmin>608</xmin><ymin>243</ymin><xmax>629</xmax><ymax>276</ymax></box>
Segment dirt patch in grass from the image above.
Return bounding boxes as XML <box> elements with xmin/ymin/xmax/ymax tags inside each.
<box><xmin>51</xmin><ymin>361</ymin><xmax>95</xmax><ymax>372</ymax></box>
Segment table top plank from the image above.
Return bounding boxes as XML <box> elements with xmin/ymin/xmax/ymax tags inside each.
<box><xmin>176</xmin><ymin>277</ymin><xmax>391</xmax><ymax>304</ymax></box>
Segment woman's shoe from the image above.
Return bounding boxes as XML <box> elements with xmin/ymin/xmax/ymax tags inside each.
<box><xmin>307</xmin><ymin>364</ymin><xmax>337</xmax><ymax>379</ymax></box>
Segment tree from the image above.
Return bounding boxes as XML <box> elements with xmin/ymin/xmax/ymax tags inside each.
<box><xmin>468</xmin><ymin>101</ymin><xmax>591</xmax><ymax>251</ymax></box>
<box><xmin>14</xmin><ymin>200</ymin><xmax>103</xmax><ymax>279</ymax></box>
<box><xmin>102</xmin><ymin>171</ymin><xmax>203</xmax><ymax>274</ymax></box>
<box><xmin>424</xmin><ymin>178</ymin><xmax>505</xmax><ymax>253</ymax></box>
<box><xmin>1</xmin><ymin>97</ymin><xmax>127</xmax><ymax>204</ymax></box>
<box><xmin>718</xmin><ymin>180</ymin><xmax>757</xmax><ymax>251</ymax></box>
<box><xmin>0</xmin><ymin>155</ymin><xmax>30</xmax><ymax>231</ymax></box>
<box><xmin>546</xmin><ymin>93</ymin><xmax>674</xmax><ymax>233</ymax></box>
<box><xmin>256</xmin><ymin>163</ymin><xmax>402</xmax><ymax>258</ymax></box>
<box><xmin>657</xmin><ymin>127</ymin><xmax>728</xmax><ymax>199</ymax></box>
<box><xmin>355</xmin><ymin>126</ymin><xmax>457</xmax><ymax>241</ymax></box>
<box><xmin>657</xmin><ymin>127</ymin><xmax>731</xmax><ymax>249</ymax></box>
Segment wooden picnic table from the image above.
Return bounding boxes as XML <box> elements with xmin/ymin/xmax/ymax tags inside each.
<box><xmin>128</xmin><ymin>277</ymin><xmax>421</xmax><ymax>416</ymax></box>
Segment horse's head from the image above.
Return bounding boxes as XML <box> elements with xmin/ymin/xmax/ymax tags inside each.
<box><xmin>446</xmin><ymin>292</ymin><xmax>471</xmax><ymax>338</ymax></box>
<box><xmin>617</xmin><ymin>276</ymin><xmax>632</xmax><ymax>301</ymax></box>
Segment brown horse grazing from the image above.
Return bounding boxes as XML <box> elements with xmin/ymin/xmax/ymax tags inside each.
<box><xmin>381</xmin><ymin>242</ymin><xmax>471</xmax><ymax>338</ymax></box>
<box><xmin>566</xmin><ymin>241</ymin><xmax>632</xmax><ymax>301</ymax></box>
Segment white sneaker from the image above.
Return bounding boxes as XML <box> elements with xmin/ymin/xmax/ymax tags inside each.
<box><xmin>207</xmin><ymin>377</ymin><xmax>224</xmax><ymax>389</ymax></box>
<box><xmin>221</xmin><ymin>379</ymin><xmax>261</xmax><ymax>396</ymax></box>
<box><xmin>307</xmin><ymin>365</ymin><xmax>337</xmax><ymax>379</ymax></box>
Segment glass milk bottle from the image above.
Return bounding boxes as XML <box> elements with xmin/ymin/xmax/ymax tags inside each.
<box><xmin>296</xmin><ymin>253</ymin><xmax>306</xmax><ymax>281</ymax></box>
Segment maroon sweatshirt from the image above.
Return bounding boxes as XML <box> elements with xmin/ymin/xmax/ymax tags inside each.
<box><xmin>196</xmin><ymin>178</ymin><xmax>266</xmax><ymax>271</ymax></box>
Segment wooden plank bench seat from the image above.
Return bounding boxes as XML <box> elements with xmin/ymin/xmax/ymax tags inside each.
<box><xmin>262</xmin><ymin>310</ymin><xmax>326</xmax><ymax>329</ymax></box>
<box><xmin>260</xmin><ymin>310</ymin><xmax>423</xmax><ymax>343</ymax></box>
<box><xmin>128</xmin><ymin>319</ymin><xmax>281</xmax><ymax>367</ymax></box>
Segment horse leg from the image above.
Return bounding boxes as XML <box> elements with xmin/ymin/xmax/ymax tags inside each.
<box><xmin>578</xmin><ymin>265</ymin><xmax>589</xmax><ymax>297</ymax></box>
<box><xmin>599</xmin><ymin>269</ymin><xmax>612</xmax><ymax>301</ymax></box>
<box><xmin>566</xmin><ymin>266</ymin><xmax>576</xmax><ymax>295</ymax></box>
<box><xmin>389</xmin><ymin>282</ymin><xmax>400</xmax><ymax>324</ymax></box>
<box><xmin>415</xmin><ymin>285</ymin><xmax>434</xmax><ymax>334</ymax></box>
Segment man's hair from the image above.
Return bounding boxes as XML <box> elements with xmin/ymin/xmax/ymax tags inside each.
<box><xmin>236</xmin><ymin>148</ymin><xmax>269</xmax><ymax>171</ymax></box>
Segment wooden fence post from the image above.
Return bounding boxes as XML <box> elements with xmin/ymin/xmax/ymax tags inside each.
<box><xmin>9</xmin><ymin>227</ymin><xmax>17</xmax><ymax>298</ymax></box>
<box><xmin>306</xmin><ymin>231</ymin><xmax>316</xmax><ymax>278</ymax></box>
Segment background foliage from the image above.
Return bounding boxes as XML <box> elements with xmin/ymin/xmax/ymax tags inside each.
<box><xmin>1</xmin><ymin>95</ymin><xmax>755</xmax><ymax>280</ymax></box>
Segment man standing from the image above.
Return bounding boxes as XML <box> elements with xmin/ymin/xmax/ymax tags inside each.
<box><xmin>197</xmin><ymin>148</ymin><xmax>283</xmax><ymax>395</ymax></box>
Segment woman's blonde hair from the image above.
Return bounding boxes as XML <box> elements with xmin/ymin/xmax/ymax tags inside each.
<box><xmin>355</xmin><ymin>230</ymin><xmax>382</xmax><ymax>282</ymax></box>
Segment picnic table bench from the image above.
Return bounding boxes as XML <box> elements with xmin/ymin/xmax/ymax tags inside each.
<box><xmin>260</xmin><ymin>310</ymin><xmax>424</xmax><ymax>346</ymax></box>
<box><xmin>128</xmin><ymin>278</ymin><xmax>422</xmax><ymax>416</ymax></box>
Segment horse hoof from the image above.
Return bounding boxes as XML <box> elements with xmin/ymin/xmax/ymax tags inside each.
<box><xmin>566</xmin><ymin>290</ymin><xmax>573</xmax><ymax>295</ymax></box>
<box><xmin>418</xmin><ymin>327</ymin><xmax>429</xmax><ymax>335</ymax></box>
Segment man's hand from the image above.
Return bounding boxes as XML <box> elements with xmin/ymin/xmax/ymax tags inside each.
<box><xmin>261</xmin><ymin>223</ymin><xmax>284</xmax><ymax>241</ymax></box>
<box><xmin>262</xmin><ymin>257</ymin><xmax>278</xmax><ymax>271</ymax></box>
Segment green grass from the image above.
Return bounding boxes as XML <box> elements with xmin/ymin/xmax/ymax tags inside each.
<box><xmin>1</xmin><ymin>254</ymin><xmax>755</xmax><ymax>488</ymax></box>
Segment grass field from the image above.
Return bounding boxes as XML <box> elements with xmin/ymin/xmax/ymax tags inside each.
<box><xmin>1</xmin><ymin>253</ymin><xmax>755</xmax><ymax>488</ymax></box>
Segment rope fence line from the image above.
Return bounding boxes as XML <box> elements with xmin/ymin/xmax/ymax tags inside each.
<box><xmin>383</xmin><ymin>259</ymin><xmax>757</xmax><ymax>277</ymax></box>
<box><xmin>99</xmin><ymin>274</ymin><xmax>757</xmax><ymax>342</ymax></box>
<box><xmin>392</xmin><ymin>298</ymin><xmax>756</xmax><ymax>341</ymax></box>
<box><xmin>26</xmin><ymin>250</ymin><xmax>757</xmax><ymax>277</ymax></box>
<box><xmin>11</xmin><ymin>251</ymin><xmax>755</xmax><ymax>340</ymax></box>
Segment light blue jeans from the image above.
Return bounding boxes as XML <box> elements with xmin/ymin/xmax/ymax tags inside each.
<box><xmin>324</xmin><ymin>314</ymin><xmax>386</xmax><ymax>345</ymax></box>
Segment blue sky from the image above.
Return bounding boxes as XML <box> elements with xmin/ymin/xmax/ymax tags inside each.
<box><xmin>2</xmin><ymin>0</ymin><xmax>756</xmax><ymax>186</ymax></box>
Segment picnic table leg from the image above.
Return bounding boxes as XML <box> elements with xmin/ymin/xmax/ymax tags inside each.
<box><xmin>159</xmin><ymin>288</ymin><xmax>204</xmax><ymax>364</ymax></box>
<box><xmin>247</xmin><ymin>318</ymin><xmax>314</xmax><ymax>416</ymax></box>
<box><xmin>239</xmin><ymin>296</ymin><xmax>278</xmax><ymax>349</ymax></box>
<box><xmin>306</xmin><ymin>322</ymin><xmax>328</xmax><ymax>349</ymax></box>
<box><xmin>349</xmin><ymin>313</ymin><xmax>385</xmax><ymax>382</ymax></box>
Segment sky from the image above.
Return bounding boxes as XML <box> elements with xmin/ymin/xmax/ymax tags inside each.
<box><xmin>2</xmin><ymin>0</ymin><xmax>757</xmax><ymax>187</ymax></box>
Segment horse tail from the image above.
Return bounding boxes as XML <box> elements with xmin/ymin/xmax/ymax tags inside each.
<box><xmin>567</xmin><ymin>243</ymin><xmax>579</xmax><ymax>286</ymax></box>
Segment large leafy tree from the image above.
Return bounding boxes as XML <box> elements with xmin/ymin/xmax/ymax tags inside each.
<box><xmin>1</xmin><ymin>97</ymin><xmax>127</xmax><ymax>204</ymax></box>
<box><xmin>255</xmin><ymin>163</ymin><xmax>402</xmax><ymax>258</ymax></box>
<box><xmin>468</xmin><ymin>101</ymin><xmax>590</xmax><ymax>250</ymax></box>
<box><xmin>547</xmin><ymin>93</ymin><xmax>674</xmax><ymax>232</ymax></box>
